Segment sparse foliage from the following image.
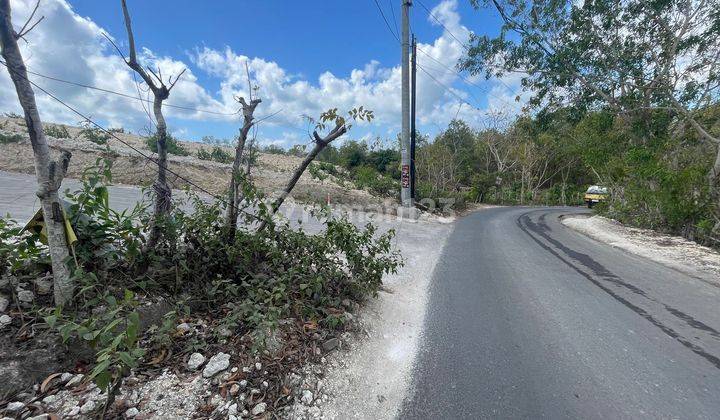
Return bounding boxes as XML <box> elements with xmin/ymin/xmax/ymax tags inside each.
<box><xmin>146</xmin><ymin>132</ymin><xmax>188</xmax><ymax>156</ymax></box>
<box><xmin>261</xmin><ymin>107</ymin><xmax>374</xmax><ymax>227</ymax></box>
<box><xmin>79</xmin><ymin>121</ymin><xmax>110</xmax><ymax>144</ymax></box>
<box><xmin>197</xmin><ymin>145</ymin><xmax>232</xmax><ymax>163</ymax></box>
<box><xmin>45</xmin><ymin>124</ymin><xmax>70</xmax><ymax>139</ymax></box>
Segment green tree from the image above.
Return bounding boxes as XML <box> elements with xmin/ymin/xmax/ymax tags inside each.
<box><xmin>463</xmin><ymin>0</ymin><xmax>720</xmax><ymax>238</ymax></box>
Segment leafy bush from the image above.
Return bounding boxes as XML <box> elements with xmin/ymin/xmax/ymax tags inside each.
<box><xmin>353</xmin><ymin>165</ymin><xmax>397</xmax><ymax>198</ymax></box>
<box><xmin>145</xmin><ymin>132</ymin><xmax>189</xmax><ymax>156</ymax></box>
<box><xmin>0</xmin><ymin>131</ymin><xmax>23</xmax><ymax>144</ymax></box>
<box><xmin>45</xmin><ymin>124</ymin><xmax>70</xmax><ymax>139</ymax></box>
<box><xmin>415</xmin><ymin>181</ymin><xmax>467</xmax><ymax>213</ymax></box>
<box><xmin>45</xmin><ymin>290</ymin><xmax>143</xmax><ymax>393</ymax></box>
<box><xmin>262</xmin><ymin>144</ymin><xmax>286</xmax><ymax>155</ymax></box>
<box><xmin>79</xmin><ymin>121</ymin><xmax>111</xmax><ymax>145</ymax></box>
<box><xmin>309</xmin><ymin>162</ymin><xmax>329</xmax><ymax>181</ymax></box>
<box><xmin>0</xmin><ymin>217</ymin><xmax>45</xmax><ymax>275</ymax></box>
<box><xmin>1</xmin><ymin>158</ymin><xmax>402</xmax><ymax>400</ymax></box>
<box><xmin>197</xmin><ymin>146</ymin><xmax>233</xmax><ymax>164</ymax></box>
<box><xmin>149</xmin><ymin>191</ymin><xmax>402</xmax><ymax>329</ymax></box>
<box><xmin>316</xmin><ymin>161</ymin><xmax>339</xmax><ymax>176</ymax></box>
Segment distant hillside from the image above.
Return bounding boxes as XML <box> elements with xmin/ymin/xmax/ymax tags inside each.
<box><xmin>0</xmin><ymin>116</ymin><xmax>385</xmax><ymax>208</ymax></box>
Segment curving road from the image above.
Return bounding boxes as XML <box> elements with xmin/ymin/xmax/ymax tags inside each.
<box><xmin>4</xmin><ymin>172</ymin><xmax>720</xmax><ymax>418</ymax></box>
<box><xmin>402</xmin><ymin>207</ymin><xmax>720</xmax><ymax>419</ymax></box>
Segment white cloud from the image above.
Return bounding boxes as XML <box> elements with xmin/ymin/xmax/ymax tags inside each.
<box><xmin>0</xmin><ymin>0</ymin><xmax>227</xmax><ymax>131</ymax></box>
<box><xmin>0</xmin><ymin>0</ymin><xmax>528</xmax><ymax>147</ymax></box>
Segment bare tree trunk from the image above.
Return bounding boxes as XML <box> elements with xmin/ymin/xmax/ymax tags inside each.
<box><xmin>710</xmin><ymin>145</ymin><xmax>720</xmax><ymax>233</ymax></box>
<box><xmin>145</xmin><ymin>96</ymin><xmax>171</xmax><ymax>250</ymax></box>
<box><xmin>711</xmin><ymin>145</ymin><xmax>720</xmax><ymax>187</ymax></box>
<box><xmin>244</xmin><ymin>138</ymin><xmax>255</xmax><ymax>176</ymax></box>
<box><xmin>225</xmin><ymin>97</ymin><xmax>260</xmax><ymax>236</ymax></box>
<box><xmin>257</xmin><ymin>123</ymin><xmax>347</xmax><ymax>231</ymax></box>
<box><xmin>0</xmin><ymin>0</ymin><xmax>73</xmax><ymax>305</ymax></box>
<box><xmin>116</xmin><ymin>0</ymin><xmax>185</xmax><ymax>252</ymax></box>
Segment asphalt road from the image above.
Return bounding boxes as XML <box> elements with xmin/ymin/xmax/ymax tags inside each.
<box><xmin>402</xmin><ymin>206</ymin><xmax>720</xmax><ymax>419</ymax></box>
<box><xmin>4</xmin><ymin>172</ymin><xmax>720</xmax><ymax>418</ymax></box>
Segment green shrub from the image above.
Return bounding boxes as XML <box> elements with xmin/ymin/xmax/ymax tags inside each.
<box><xmin>197</xmin><ymin>146</ymin><xmax>233</xmax><ymax>163</ymax></box>
<box><xmin>45</xmin><ymin>124</ymin><xmax>70</xmax><ymax>139</ymax></box>
<box><xmin>1</xmin><ymin>158</ymin><xmax>403</xmax><ymax>401</ymax></box>
<box><xmin>79</xmin><ymin>122</ymin><xmax>110</xmax><ymax>145</ymax></box>
<box><xmin>146</xmin><ymin>132</ymin><xmax>189</xmax><ymax>156</ymax></box>
<box><xmin>0</xmin><ymin>131</ymin><xmax>23</xmax><ymax>144</ymax></box>
<box><xmin>309</xmin><ymin>162</ymin><xmax>328</xmax><ymax>181</ymax></box>
<box><xmin>45</xmin><ymin>290</ymin><xmax>144</xmax><ymax>393</ymax></box>
<box><xmin>261</xmin><ymin>144</ymin><xmax>286</xmax><ymax>155</ymax></box>
<box><xmin>353</xmin><ymin>166</ymin><xmax>397</xmax><ymax>198</ymax></box>
<box><xmin>415</xmin><ymin>181</ymin><xmax>467</xmax><ymax>213</ymax></box>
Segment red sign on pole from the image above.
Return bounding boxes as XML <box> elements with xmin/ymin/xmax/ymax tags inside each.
<box><xmin>401</xmin><ymin>164</ymin><xmax>410</xmax><ymax>188</ymax></box>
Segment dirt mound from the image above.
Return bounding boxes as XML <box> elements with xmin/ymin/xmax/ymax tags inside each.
<box><xmin>0</xmin><ymin>116</ymin><xmax>382</xmax><ymax>208</ymax></box>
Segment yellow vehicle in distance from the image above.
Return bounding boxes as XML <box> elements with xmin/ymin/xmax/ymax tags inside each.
<box><xmin>584</xmin><ymin>185</ymin><xmax>608</xmax><ymax>208</ymax></box>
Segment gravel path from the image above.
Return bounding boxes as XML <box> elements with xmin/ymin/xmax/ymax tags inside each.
<box><xmin>290</xmin><ymin>215</ymin><xmax>454</xmax><ymax>419</ymax></box>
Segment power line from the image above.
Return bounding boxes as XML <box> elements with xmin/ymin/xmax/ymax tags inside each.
<box><xmin>409</xmin><ymin>0</ymin><xmax>524</xmax><ymax>102</ymax></box>
<box><xmin>415</xmin><ymin>45</ymin><xmax>484</xmax><ymax>106</ymax></box>
<box><xmin>22</xmin><ymin>66</ymin><xmax>241</xmax><ymax>117</ymax></box>
<box><xmin>370</xmin><ymin>0</ymin><xmax>525</xmax><ymax>114</ymax></box>
<box><xmin>21</xmin><ymin>65</ymin><xmax>307</xmax><ymax>137</ymax></box>
<box><xmin>0</xmin><ymin>59</ymin><xmax>266</xmax><ymax>222</ymax></box>
<box><xmin>372</xmin><ymin>0</ymin><xmax>399</xmax><ymax>42</ymax></box>
<box><xmin>417</xmin><ymin>62</ymin><xmax>477</xmax><ymax>109</ymax></box>
<box><xmin>415</xmin><ymin>0</ymin><xmax>470</xmax><ymax>50</ymax></box>
<box><xmin>370</xmin><ymin>1</ymin><xmax>482</xmax><ymax>110</ymax></box>
<box><xmin>388</xmin><ymin>0</ymin><xmax>400</xmax><ymax>39</ymax></box>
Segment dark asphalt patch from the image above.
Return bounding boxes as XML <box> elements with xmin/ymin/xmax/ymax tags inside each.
<box><xmin>518</xmin><ymin>211</ymin><xmax>720</xmax><ymax>370</ymax></box>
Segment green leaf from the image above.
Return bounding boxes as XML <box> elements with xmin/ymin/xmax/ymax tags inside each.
<box><xmin>90</xmin><ymin>359</ymin><xmax>111</xmax><ymax>379</ymax></box>
<box><xmin>118</xmin><ymin>351</ymin><xmax>137</xmax><ymax>368</ymax></box>
<box><xmin>93</xmin><ymin>369</ymin><xmax>112</xmax><ymax>391</ymax></box>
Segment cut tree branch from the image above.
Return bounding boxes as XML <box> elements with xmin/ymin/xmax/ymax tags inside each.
<box><xmin>257</xmin><ymin>122</ymin><xmax>347</xmax><ymax>231</ymax></box>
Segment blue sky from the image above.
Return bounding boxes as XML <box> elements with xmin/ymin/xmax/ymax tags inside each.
<box><xmin>0</xmin><ymin>0</ymin><xmax>524</xmax><ymax>148</ymax></box>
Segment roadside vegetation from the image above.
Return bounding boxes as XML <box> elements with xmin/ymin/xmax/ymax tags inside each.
<box><xmin>145</xmin><ymin>132</ymin><xmax>189</xmax><ymax>156</ymax></box>
<box><xmin>399</xmin><ymin>0</ymin><xmax>719</xmax><ymax>247</ymax></box>
<box><xmin>196</xmin><ymin>145</ymin><xmax>233</xmax><ymax>163</ymax></box>
<box><xmin>0</xmin><ymin>158</ymin><xmax>400</xmax><ymax>414</ymax></box>
<box><xmin>0</xmin><ymin>1</ymin><xmax>398</xmax><ymax>417</ymax></box>
<box><xmin>460</xmin><ymin>0</ymin><xmax>720</xmax><ymax>246</ymax></box>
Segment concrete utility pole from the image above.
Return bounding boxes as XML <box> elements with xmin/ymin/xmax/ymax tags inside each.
<box><xmin>410</xmin><ymin>34</ymin><xmax>417</xmax><ymax>201</ymax></box>
<box><xmin>400</xmin><ymin>0</ymin><xmax>412</xmax><ymax>206</ymax></box>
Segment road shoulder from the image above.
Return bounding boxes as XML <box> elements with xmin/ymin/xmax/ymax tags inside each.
<box><xmin>562</xmin><ymin>214</ymin><xmax>720</xmax><ymax>287</ymax></box>
<box><xmin>283</xmin><ymin>215</ymin><xmax>456</xmax><ymax>419</ymax></box>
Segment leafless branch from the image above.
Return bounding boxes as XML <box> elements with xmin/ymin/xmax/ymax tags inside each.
<box><xmin>147</xmin><ymin>66</ymin><xmax>163</xmax><ymax>86</ymax></box>
<box><xmin>16</xmin><ymin>15</ymin><xmax>44</xmax><ymax>40</ymax></box>
<box><xmin>102</xmin><ymin>32</ymin><xmax>127</xmax><ymax>61</ymax></box>
<box><xmin>120</xmin><ymin>0</ymin><xmax>137</xmax><ymax>64</ymax></box>
<box><xmin>15</xmin><ymin>0</ymin><xmax>42</xmax><ymax>39</ymax></box>
<box><xmin>168</xmin><ymin>68</ymin><xmax>186</xmax><ymax>91</ymax></box>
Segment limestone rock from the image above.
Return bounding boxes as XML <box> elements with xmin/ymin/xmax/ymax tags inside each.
<box><xmin>187</xmin><ymin>352</ymin><xmax>205</xmax><ymax>370</ymax></box>
<box><xmin>202</xmin><ymin>353</ymin><xmax>230</xmax><ymax>378</ymax></box>
<box><xmin>251</xmin><ymin>402</ymin><xmax>267</xmax><ymax>416</ymax></box>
